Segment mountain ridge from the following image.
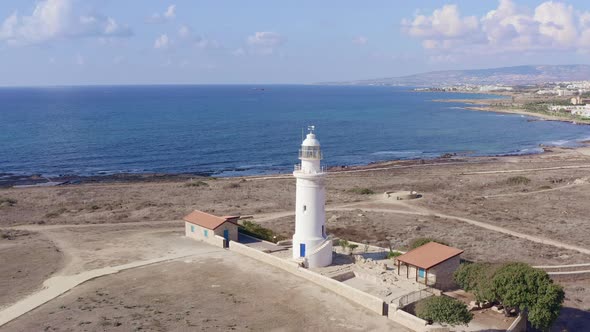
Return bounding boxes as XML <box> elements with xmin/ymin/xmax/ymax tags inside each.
<box><xmin>321</xmin><ymin>64</ymin><xmax>590</xmax><ymax>87</ymax></box>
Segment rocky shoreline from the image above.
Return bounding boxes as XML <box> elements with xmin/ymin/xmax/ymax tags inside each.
<box><xmin>2</xmin><ymin>146</ymin><xmax>568</xmax><ymax>188</ymax></box>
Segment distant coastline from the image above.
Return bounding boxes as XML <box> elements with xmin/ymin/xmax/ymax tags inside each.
<box><xmin>431</xmin><ymin>97</ymin><xmax>590</xmax><ymax>126</ymax></box>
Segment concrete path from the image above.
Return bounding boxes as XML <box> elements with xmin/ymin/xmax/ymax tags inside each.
<box><xmin>0</xmin><ymin>250</ymin><xmax>215</xmax><ymax>327</ymax></box>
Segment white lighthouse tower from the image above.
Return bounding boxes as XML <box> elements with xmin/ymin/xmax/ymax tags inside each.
<box><xmin>292</xmin><ymin>126</ymin><xmax>332</xmax><ymax>268</ymax></box>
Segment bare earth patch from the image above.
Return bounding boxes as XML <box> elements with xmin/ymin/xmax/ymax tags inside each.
<box><xmin>0</xmin><ymin>230</ymin><xmax>63</xmax><ymax>309</ymax></box>
<box><xmin>1</xmin><ymin>249</ymin><xmax>407</xmax><ymax>332</ymax></box>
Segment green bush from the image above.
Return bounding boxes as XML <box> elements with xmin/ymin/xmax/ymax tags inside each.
<box><xmin>337</xmin><ymin>239</ymin><xmax>350</xmax><ymax>252</ymax></box>
<box><xmin>415</xmin><ymin>296</ymin><xmax>473</xmax><ymax>326</ymax></box>
<box><xmin>348</xmin><ymin>187</ymin><xmax>374</xmax><ymax>195</ymax></box>
<box><xmin>506</xmin><ymin>176</ymin><xmax>531</xmax><ymax>185</ymax></box>
<box><xmin>409</xmin><ymin>238</ymin><xmax>449</xmax><ymax>250</ymax></box>
<box><xmin>239</xmin><ymin>220</ymin><xmax>285</xmax><ymax>243</ymax></box>
<box><xmin>184</xmin><ymin>180</ymin><xmax>209</xmax><ymax>187</ymax></box>
<box><xmin>0</xmin><ymin>197</ymin><xmax>17</xmax><ymax>207</ymax></box>
<box><xmin>387</xmin><ymin>251</ymin><xmax>402</xmax><ymax>259</ymax></box>
<box><xmin>348</xmin><ymin>244</ymin><xmax>358</xmax><ymax>254</ymax></box>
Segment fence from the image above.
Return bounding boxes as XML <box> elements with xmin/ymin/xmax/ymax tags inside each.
<box><xmin>395</xmin><ymin>288</ymin><xmax>435</xmax><ymax>308</ymax></box>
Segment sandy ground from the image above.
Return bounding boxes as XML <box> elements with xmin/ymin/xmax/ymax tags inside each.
<box><xmin>1</xmin><ymin>236</ymin><xmax>406</xmax><ymax>332</ymax></box>
<box><xmin>0</xmin><ymin>230</ymin><xmax>63</xmax><ymax>309</ymax></box>
<box><xmin>3</xmin><ymin>146</ymin><xmax>590</xmax><ymax>330</ymax></box>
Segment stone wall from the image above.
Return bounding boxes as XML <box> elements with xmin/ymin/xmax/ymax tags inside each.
<box><xmin>388</xmin><ymin>309</ymin><xmax>449</xmax><ymax>332</ymax></box>
<box><xmin>507</xmin><ymin>313</ymin><xmax>527</xmax><ymax>332</ymax></box>
<box><xmin>428</xmin><ymin>256</ymin><xmax>460</xmax><ymax>290</ymax></box>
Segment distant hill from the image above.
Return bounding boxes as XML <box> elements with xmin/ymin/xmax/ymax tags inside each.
<box><xmin>321</xmin><ymin>65</ymin><xmax>590</xmax><ymax>87</ymax></box>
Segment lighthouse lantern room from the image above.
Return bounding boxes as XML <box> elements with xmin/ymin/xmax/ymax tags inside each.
<box><xmin>292</xmin><ymin>126</ymin><xmax>333</xmax><ymax>268</ymax></box>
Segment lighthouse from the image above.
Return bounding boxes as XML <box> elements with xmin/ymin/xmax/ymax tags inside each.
<box><xmin>292</xmin><ymin>126</ymin><xmax>332</xmax><ymax>268</ymax></box>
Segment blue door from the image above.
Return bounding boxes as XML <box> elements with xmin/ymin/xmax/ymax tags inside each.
<box><xmin>223</xmin><ymin>229</ymin><xmax>230</xmax><ymax>248</ymax></box>
<box><xmin>419</xmin><ymin>268</ymin><xmax>425</xmax><ymax>278</ymax></box>
<box><xmin>300</xmin><ymin>243</ymin><xmax>306</xmax><ymax>257</ymax></box>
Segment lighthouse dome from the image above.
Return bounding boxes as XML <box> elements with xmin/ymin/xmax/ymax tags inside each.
<box><xmin>302</xmin><ymin>133</ymin><xmax>320</xmax><ymax>147</ymax></box>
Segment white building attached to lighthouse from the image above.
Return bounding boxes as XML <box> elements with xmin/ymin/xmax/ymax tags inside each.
<box><xmin>292</xmin><ymin>127</ymin><xmax>333</xmax><ymax>268</ymax></box>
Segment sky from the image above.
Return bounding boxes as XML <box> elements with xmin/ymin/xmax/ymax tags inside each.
<box><xmin>1</xmin><ymin>0</ymin><xmax>590</xmax><ymax>86</ymax></box>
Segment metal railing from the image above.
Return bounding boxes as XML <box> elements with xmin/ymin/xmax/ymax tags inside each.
<box><xmin>294</xmin><ymin>164</ymin><xmax>327</xmax><ymax>174</ymax></box>
<box><xmin>395</xmin><ymin>288</ymin><xmax>435</xmax><ymax>308</ymax></box>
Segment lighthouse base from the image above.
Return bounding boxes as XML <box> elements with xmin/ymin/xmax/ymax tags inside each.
<box><xmin>292</xmin><ymin>236</ymin><xmax>333</xmax><ymax>268</ymax></box>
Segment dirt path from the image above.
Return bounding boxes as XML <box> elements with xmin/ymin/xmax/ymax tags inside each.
<box><xmin>461</xmin><ymin>164</ymin><xmax>590</xmax><ymax>175</ymax></box>
<box><xmin>483</xmin><ymin>182</ymin><xmax>586</xmax><ymax>199</ymax></box>
<box><xmin>256</xmin><ymin>199</ymin><xmax>590</xmax><ymax>257</ymax></box>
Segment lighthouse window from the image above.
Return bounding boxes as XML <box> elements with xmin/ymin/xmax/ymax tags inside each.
<box><xmin>303</xmin><ymin>205</ymin><xmax>307</xmax><ymax>212</ymax></box>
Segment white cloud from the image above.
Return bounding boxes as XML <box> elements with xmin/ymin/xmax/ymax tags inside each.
<box><xmin>0</xmin><ymin>0</ymin><xmax>131</xmax><ymax>46</ymax></box>
<box><xmin>147</xmin><ymin>5</ymin><xmax>176</xmax><ymax>24</ymax></box>
<box><xmin>177</xmin><ymin>24</ymin><xmax>219</xmax><ymax>49</ymax></box>
<box><xmin>247</xmin><ymin>31</ymin><xmax>283</xmax><ymax>47</ymax></box>
<box><xmin>154</xmin><ymin>34</ymin><xmax>170</xmax><ymax>49</ymax></box>
<box><xmin>352</xmin><ymin>36</ymin><xmax>368</xmax><ymax>45</ymax></box>
<box><xmin>245</xmin><ymin>31</ymin><xmax>284</xmax><ymax>55</ymax></box>
<box><xmin>402</xmin><ymin>4</ymin><xmax>479</xmax><ymax>39</ymax></box>
<box><xmin>402</xmin><ymin>0</ymin><xmax>590</xmax><ymax>58</ymax></box>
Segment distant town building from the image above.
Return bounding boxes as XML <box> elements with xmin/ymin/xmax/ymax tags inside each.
<box><xmin>571</xmin><ymin>95</ymin><xmax>583</xmax><ymax>105</ymax></box>
<box><xmin>479</xmin><ymin>85</ymin><xmax>513</xmax><ymax>92</ymax></box>
<box><xmin>557</xmin><ymin>89</ymin><xmax>575</xmax><ymax>97</ymax></box>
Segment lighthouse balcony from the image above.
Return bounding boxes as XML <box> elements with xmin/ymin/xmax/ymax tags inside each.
<box><xmin>294</xmin><ymin>164</ymin><xmax>327</xmax><ymax>174</ymax></box>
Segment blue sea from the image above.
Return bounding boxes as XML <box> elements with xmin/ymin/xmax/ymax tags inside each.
<box><xmin>1</xmin><ymin>85</ymin><xmax>589</xmax><ymax>178</ymax></box>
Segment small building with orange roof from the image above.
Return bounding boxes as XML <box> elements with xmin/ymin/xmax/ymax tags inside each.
<box><xmin>395</xmin><ymin>242</ymin><xmax>464</xmax><ymax>291</ymax></box>
<box><xmin>184</xmin><ymin>210</ymin><xmax>239</xmax><ymax>248</ymax></box>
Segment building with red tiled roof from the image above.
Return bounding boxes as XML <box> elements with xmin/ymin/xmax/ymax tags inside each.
<box><xmin>184</xmin><ymin>210</ymin><xmax>239</xmax><ymax>248</ymax></box>
<box><xmin>395</xmin><ymin>242</ymin><xmax>464</xmax><ymax>290</ymax></box>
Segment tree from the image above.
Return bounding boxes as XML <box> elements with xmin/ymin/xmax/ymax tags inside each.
<box><xmin>454</xmin><ymin>263</ymin><xmax>498</xmax><ymax>303</ymax></box>
<box><xmin>491</xmin><ymin>263</ymin><xmax>564</xmax><ymax>331</ymax></box>
<box><xmin>348</xmin><ymin>244</ymin><xmax>358</xmax><ymax>255</ymax></box>
<box><xmin>415</xmin><ymin>296</ymin><xmax>473</xmax><ymax>326</ymax></box>
<box><xmin>409</xmin><ymin>237</ymin><xmax>449</xmax><ymax>250</ymax></box>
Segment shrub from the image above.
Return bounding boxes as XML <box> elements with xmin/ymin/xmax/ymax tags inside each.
<box><xmin>409</xmin><ymin>238</ymin><xmax>448</xmax><ymax>250</ymax></box>
<box><xmin>506</xmin><ymin>176</ymin><xmax>531</xmax><ymax>185</ymax></box>
<box><xmin>0</xmin><ymin>197</ymin><xmax>17</xmax><ymax>207</ymax></box>
<box><xmin>184</xmin><ymin>180</ymin><xmax>209</xmax><ymax>188</ymax></box>
<box><xmin>224</xmin><ymin>183</ymin><xmax>241</xmax><ymax>189</ymax></box>
<box><xmin>348</xmin><ymin>244</ymin><xmax>358</xmax><ymax>254</ymax></box>
<box><xmin>348</xmin><ymin>187</ymin><xmax>374</xmax><ymax>195</ymax></box>
<box><xmin>45</xmin><ymin>207</ymin><xmax>67</xmax><ymax>218</ymax></box>
<box><xmin>337</xmin><ymin>239</ymin><xmax>349</xmax><ymax>252</ymax></box>
<box><xmin>239</xmin><ymin>220</ymin><xmax>285</xmax><ymax>243</ymax></box>
<box><xmin>387</xmin><ymin>251</ymin><xmax>402</xmax><ymax>259</ymax></box>
<box><xmin>415</xmin><ymin>296</ymin><xmax>473</xmax><ymax>326</ymax></box>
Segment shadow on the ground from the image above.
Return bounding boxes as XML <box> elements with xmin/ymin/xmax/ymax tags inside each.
<box><xmin>551</xmin><ymin>306</ymin><xmax>590</xmax><ymax>332</ymax></box>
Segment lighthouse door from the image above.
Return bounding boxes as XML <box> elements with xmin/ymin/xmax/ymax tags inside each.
<box><xmin>299</xmin><ymin>243</ymin><xmax>306</xmax><ymax>257</ymax></box>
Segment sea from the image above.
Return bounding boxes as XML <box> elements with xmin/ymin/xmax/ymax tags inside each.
<box><xmin>1</xmin><ymin>85</ymin><xmax>590</xmax><ymax>178</ymax></box>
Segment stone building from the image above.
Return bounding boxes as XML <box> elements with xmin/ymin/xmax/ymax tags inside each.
<box><xmin>395</xmin><ymin>242</ymin><xmax>463</xmax><ymax>291</ymax></box>
<box><xmin>184</xmin><ymin>210</ymin><xmax>239</xmax><ymax>248</ymax></box>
